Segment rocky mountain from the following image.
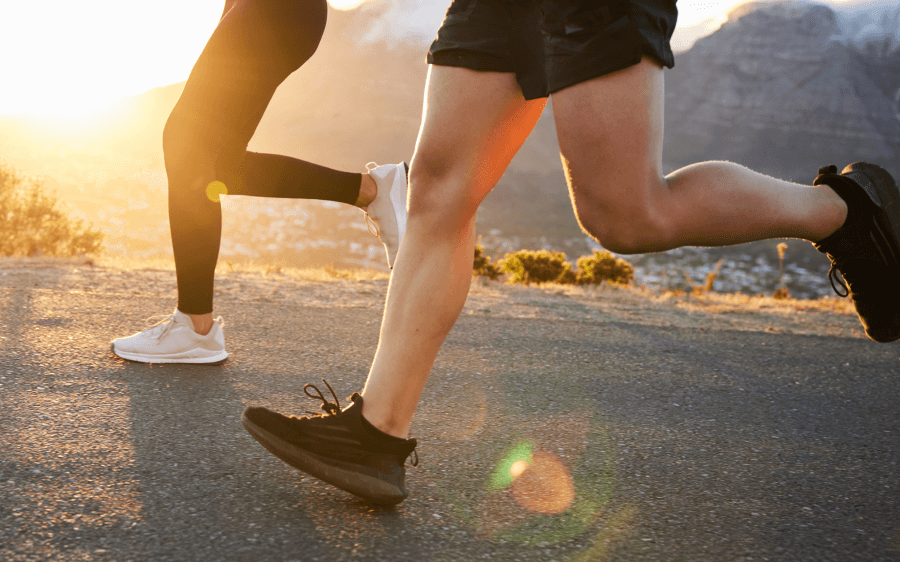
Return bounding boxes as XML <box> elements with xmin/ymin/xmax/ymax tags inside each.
<box><xmin>664</xmin><ymin>1</ymin><xmax>900</xmax><ymax>182</ymax></box>
<box><xmin>2</xmin><ymin>1</ymin><xmax>900</xmax><ymax>297</ymax></box>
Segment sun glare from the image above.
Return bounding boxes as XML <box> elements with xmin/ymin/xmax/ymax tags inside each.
<box><xmin>326</xmin><ymin>0</ymin><xmax>373</xmax><ymax>10</ymax></box>
<box><xmin>2</xmin><ymin>0</ymin><xmax>382</xmax><ymax>115</ymax></box>
<box><xmin>0</xmin><ymin>0</ymin><xmax>221</xmax><ymax>116</ymax></box>
<box><xmin>2</xmin><ymin>0</ymin><xmax>869</xmax><ymax>116</ymax></box>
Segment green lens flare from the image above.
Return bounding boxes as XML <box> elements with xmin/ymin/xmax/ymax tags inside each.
<box><xmin>206</xmin><ymin>180</ymin><xmax>228</xmax><ymax>203</ymax></box>
<box><xmin>488</xmin><ymin>440</ymin><xmax>534</xmax><ymax>491</ymax></box>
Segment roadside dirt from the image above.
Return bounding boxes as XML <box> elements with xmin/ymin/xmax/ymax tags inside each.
<box><xmin>0</xmin><ymin>256</ymin><xmax>863</xmax><ymax>340</ymax></box>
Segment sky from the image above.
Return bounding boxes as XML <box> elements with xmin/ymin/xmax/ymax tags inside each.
<box><xmin>0</xmin><ymin>0</ymin><xmax>883</xmax><ymax>115</ymax></box>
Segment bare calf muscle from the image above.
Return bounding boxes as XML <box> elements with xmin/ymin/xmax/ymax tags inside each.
<box><xmin>362</xmin><ymin>66</ymin><xmax>545</xmax><ymax>439</ymax></box>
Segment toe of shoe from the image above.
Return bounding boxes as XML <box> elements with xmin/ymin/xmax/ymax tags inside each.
<box><xmin>864</xmin><ymin>322</ymin><xmax>900</xmax><ymax>343</ymax></box>
<box><xmin>242</xmin><ymin>406</ymin><xmax>290</xmax><ymax>430</ymax></box>
<box><xmin>853</xmin><ymin>293</ymin><xmax>900</xmax><ymax>342</ymax></box>
<box><xmin>242</xmin><ymin>406</ymin><xmax>269</xmax><ymax>422</ymax></box>
<box><xmin>110</xmin><ymin>336</ymin><xmax>137</xmax><ymax>353</ymax></box>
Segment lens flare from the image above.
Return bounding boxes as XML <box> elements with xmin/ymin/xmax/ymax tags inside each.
<box><xmin>490</xmin><ymin>441</ymin><xmax>534</xmax><ymax>490</ymax></box>
<box><xmin>510</xmin><ymin>460</ymin><xmax>528</xmax><ymax>479</ymax></box>
<box><xmin>488</xmin><ymin>441</ymin><xmax>575</xmax><ymax>515</ymax></box>
<box><xmin>431</xmin><ymin>385</ymin><xmax>487</xmax><ymax>442</ymax></box>
<box><xmin>509</xmin><ymin>451</ymin><xmax>575</xmax><ymax>515</ymax></box>
<box><xmin>439</xmin><ymin>410</ymin><xmax>620</xmax><ymax>548</ymax></box>
<box><xmin>206</xmin><ymin>180</ymin><xmax>228</xmax><ymax>203</ymax></box>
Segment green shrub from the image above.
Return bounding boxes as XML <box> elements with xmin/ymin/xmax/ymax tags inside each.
<box><xmin>0</xmin><ymin>162</ymin><xmax>103</xmax><ymax>257</ymax></box>
<box><xmin>500</xmin><ymin>249</ymin><xmax>574</xmax><ymax>285</ymax></box>
<box><xmin>479</xmin><ymin>245</ymin><xmax>637</xmax><ymax>287</ymax></box>
<box><xmin>473</xmin><ymin>244</ymin><xmax>502</xmax><ymax>280</ymax></box>
<box><xmin>575</xmin><ymin>250</ymin><xmax>634</xmax><ymax>285</ymax></box>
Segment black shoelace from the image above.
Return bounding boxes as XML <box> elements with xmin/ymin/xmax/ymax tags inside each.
<box><xmin>303</xmin><ymin>379</ymin><xmax>342</xmax><ymax>416</ymax></box>
<box><xmin>828</xmin><ymin>265</ymin><xmax>850</xmax><ymax>297</ymax></box>
<box><xmin>301</xmin><ymin>379</ymin><xmax>418</xmax><ymax>467</ymax></box>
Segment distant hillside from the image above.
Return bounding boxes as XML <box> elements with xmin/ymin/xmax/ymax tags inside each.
<box><xmin>664</xmin><ymin>1</ymin><xmax>900</xmax><ymax>182</ymax></box>
<box><xmin>1</xmin><ymin>1</ymin><xmax>899</xmax><ymax>297</ymax></box>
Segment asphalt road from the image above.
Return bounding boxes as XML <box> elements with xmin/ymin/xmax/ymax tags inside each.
<box><xmin>1</xmin><ymin>282</ymin><xmax>898</xmax><ymax>561</ymax></box>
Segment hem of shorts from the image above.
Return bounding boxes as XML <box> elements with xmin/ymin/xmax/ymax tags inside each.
<box><xmin>426</xmin><ymin>56</ymin><xmax>547</xmax><ymax>100</ymax></box>
<box><xmin>427</xmin><ymin>50</ymin><xmax>513</xmax><ymax>74</ymax></box>
<box><xmin>546</xmin><ymin>49</ymin><xmax>669</xmax><ymax>97</ymax></box>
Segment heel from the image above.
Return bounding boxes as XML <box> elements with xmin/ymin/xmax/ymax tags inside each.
<box><xmin>843</xmin><ymin>163</ymin><xmax>900</xmax><ymax>228</ymax></box>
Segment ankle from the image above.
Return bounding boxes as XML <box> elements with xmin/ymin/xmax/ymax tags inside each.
<box><xmin>355</xmin><ymin>173</ymin><xmax>377</xmax><ymax>209</ymax></box>
<box><xmin>811</xmin><ymin>183</ymin><xmax>850</xmax><ymax>243</ymax></box>
<box><xmin>360</xmin><ymin>403</ymin><xmax>409</xmax><ymax>440</ymax></box>
<box><xmin>185</xmin><ymin>312</ymin><xmax>214</xmax><ymax>336</ymax></box>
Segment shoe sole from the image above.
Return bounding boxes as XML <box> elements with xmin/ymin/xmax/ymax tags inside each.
<box><xmin>110</xmin><ymin>343</ymin><xmax>228</xmax><ymax>365</ymax></box>
<box><xmin>241</xmin><ymin>412</ymin><xmax>407</xmax><ymax>505</ymax></box>
<box><xmin>844</xmin><ymin>162</ymin><xmax>900</xmax><ymax>272</ymax></box>
<box><xmin>843</xmin><ymin>163</ymin><xmax>900</xmax><ymax>342</ymax></box>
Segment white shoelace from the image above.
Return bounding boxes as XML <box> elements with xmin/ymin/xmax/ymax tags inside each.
<box><xmin>141</xmin><ymin>314</ymin><xmax>224</xmax><ymax>340</ymax></box>
<box><xmin>364</xmin><ymin>212</ymin><xmax>381</xmax><ymax>238</ymax></box>
<box><xmin>142</xmin><ymin>314</ymin><xmax>177</xmax><ymax>340</ymax></box>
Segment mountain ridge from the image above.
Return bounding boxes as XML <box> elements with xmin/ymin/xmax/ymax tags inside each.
<box><xmin>665</xmin><ymin>1</ymin><xmax>900</xmax><ymax>181</ymax></box>
<box><xmin>2</xmin><ymin>1</ymin><xmax>899</xmax><ymax>297</ymax></box>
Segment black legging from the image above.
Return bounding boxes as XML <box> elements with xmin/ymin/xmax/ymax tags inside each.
<box><xmin>163</xmin><ymin>0</ymin><xmax>361</xmax><ymax>314</ymax></box>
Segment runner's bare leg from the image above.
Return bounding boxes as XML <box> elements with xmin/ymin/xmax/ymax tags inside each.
<box><xmin>361</xmin><ymin>58</ymin><xmax>850</xmax><ymax>440</ymax></box>
<box><xmin>360</xmin><ymin>66</ymin><xmax>546</xmax><ymax>438</ymax></box>
<box><xmin>553</xmin><ymin>57</ymin><xmax>848</xmax><ymax>254</ymax></box>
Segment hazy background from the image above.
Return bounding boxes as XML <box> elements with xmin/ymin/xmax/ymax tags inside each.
<box><xmin>1</xmin><ymin>0</ymin><xmax>892</xmax><ymax>115</ymax></box>
<box><xmin>2</xmin><ymin>0</ymin><xmax>899</xmax><ymax>297</ymax></box>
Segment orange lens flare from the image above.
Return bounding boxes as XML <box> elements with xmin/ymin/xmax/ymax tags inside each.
<box><xmin>509</xmin><ymin>451</ymin><xmax>575</xmax><ymax>515</ymax></box>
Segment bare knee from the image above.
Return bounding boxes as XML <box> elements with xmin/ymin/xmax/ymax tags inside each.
<box><xmin>406</xmin><ymin>153</ymin><xmax>483</xmax><ymax>232</ymax></box>
<box><xmin>577</xmin><ymin>212</ymin><xmax>655</xmax><ymax>255</ymax></box>
<box><xmin>571</xmin><ymin>185</ymin><xmax>668</xmax><ymax>254</ymax></box>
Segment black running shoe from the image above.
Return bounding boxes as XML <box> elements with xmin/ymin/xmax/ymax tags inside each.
<box><xmin>813</xmin><ymin>162</ymin><xmax>900</xmax><ymax>342</ymax></box>
<box><xmin>241</xmin><ymin>380</ymin><xmax>418</xmax><ymax>505</ymax></box>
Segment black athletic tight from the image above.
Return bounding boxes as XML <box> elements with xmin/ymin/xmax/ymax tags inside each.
<box><xmin>164</xmin><ymin>0</ymin><xmax>361</xmax><ymax>315</ymax></box>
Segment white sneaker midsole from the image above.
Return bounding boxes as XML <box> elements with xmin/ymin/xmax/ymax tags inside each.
<box><xmin>112</xmin><ymin>345</ymin><xmax>228</xmax><ymax>364</ymax></box>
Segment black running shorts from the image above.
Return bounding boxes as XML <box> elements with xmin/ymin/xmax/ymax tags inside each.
<box><xmin>427</xmin><ymin>0</ymin><xmax>677</xmax><ymax>100</ymax></box>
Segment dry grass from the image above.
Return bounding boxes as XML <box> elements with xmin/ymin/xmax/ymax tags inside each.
<box><xmin>0</xmin><ymin>256</ymin><xmax>849</xmax><ymax>313</ymax></box>
<box><xmin>91</xmin><ymin>255</ymin><xmax>175</xmax><ymax>272</ymax></box>
<box><xmin>476</xmin><ymin>277</ymin><xmax>852</xmax><ymax>317</ymax></box>
<box><xmin>463</xmin><ymin>277</ymin><xmax>860</xmax><ymax>339</ymax></box>
<box><xmin>220</xmin><ymin>260</ymin><xmax>390</xmax><ymax>283</ymax></box>
<box><xmin>646</xmin><ymin>285</ymin><xmax>854</xmax><ymax>314</ymax></box>
<box><xmin>1</xmin><ymin>256</ymin><xmax>860</xmax><ymax>339</ymax></box>
<box><xmin>83</xmin><ymin>255</ymin><xmax>391</xmax><ymax>283</ymax></box>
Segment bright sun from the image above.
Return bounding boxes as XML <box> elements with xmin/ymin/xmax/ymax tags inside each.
<box><xmin>0</xmin><ymin>0</ymin><xmax>224</xmax><ymax>115</ymax></box>
<box><xmin>0</xmin><ymin>0</ymin><xmax>371</xmax><ymax>115</ymax></box>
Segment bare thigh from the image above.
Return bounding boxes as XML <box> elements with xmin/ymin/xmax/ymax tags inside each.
<box><xmin>409</xmin><ymin>65</ymin><xmax>547</xmax><ymax>222</ymax></box>
<box><xmin>550</xmin><ymin>57</ymin><xmax>666</xmax><ymax>243</ymax></box>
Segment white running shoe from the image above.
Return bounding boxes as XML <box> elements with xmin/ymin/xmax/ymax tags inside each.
<box><xmin>111</xmin><ymin>309</ymin><xmax>228</xmax><ymax>365</ymax></box>
<box><xmin>364</xmin><ymin>162</ymin><xmax>409</xmax><ymax>269</ymax></box>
